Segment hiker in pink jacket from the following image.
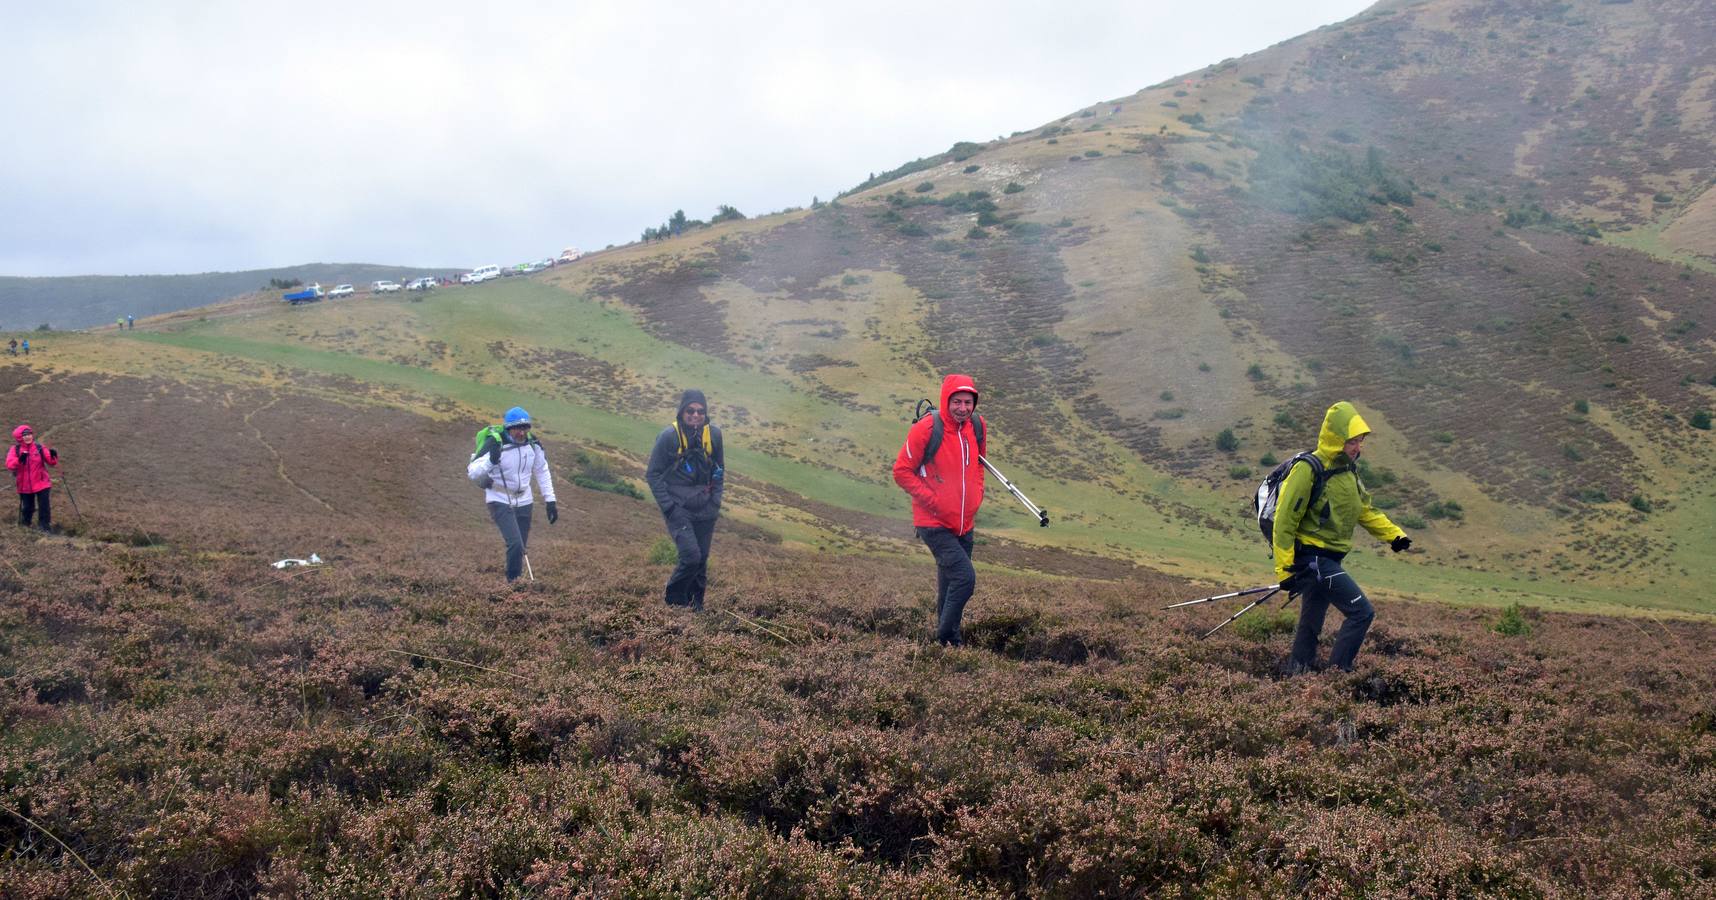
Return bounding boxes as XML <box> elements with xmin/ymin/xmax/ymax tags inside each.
<box><xmin>6</xmin><ymin>424</ymin><xmax>58</xmax><ymax>531</ymax></box>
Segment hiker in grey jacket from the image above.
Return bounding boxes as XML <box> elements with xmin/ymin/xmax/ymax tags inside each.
<box><xmin>466</xmin><ymin>406</ymin><xmax>557</xmax><ymax>583</ymax></box>
<box><xmin>645</xmin><ymin>390</ymin><xmax>724</xmax><ymax>610</ymax></box>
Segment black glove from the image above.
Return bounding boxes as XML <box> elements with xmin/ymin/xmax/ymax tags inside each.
<box><xmin>47</xmin><ymin>447</ymin><xmax>57</xmax><ymax>461</ymax></box>
<box><xmin>488</xmin><ymin>441</ymin><xmax>502</xmax><ymax>465</ymax></box>
<box><xmin>1391</xmin><ymin>535</ymin><xmax>1412</xmax><ymax>553</ymax></box>
<box><xmin>546</xmin><ymin>501</ymin><xmax>558</xmax><ymax>524</ymax></box>
<box><xmin>1279</xmin><ymin>566</ymin><xmax>1316</xmax><ymax>596</ymax></box>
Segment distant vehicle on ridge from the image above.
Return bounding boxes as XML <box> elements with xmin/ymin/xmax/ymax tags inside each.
<box><xmin>557</xmin><ymin>247</ymin><xmax>583</xmax><ymax>264</ymax></box>
<box><xmin>282</xmin><ymin>283</ymin><xmax>324</xmax><ymax>304</ymax></box>
<box><xmin>405</xmin><ymin>277</ymin><xmax>437</xmax><ymax>291</ymax></box>
<box><xmin>460</xmin><ymin>265</ymin><xmax>501</xmax><ymax>284</ymax></box>
<box><xmin>371</xmin><ymin>280</ymin><xmax>402</xmax><ymax>293</ymax></box>
<box><xmin>328</xmin><ymin>284</ymin><xmax>355</xmax><ymax>298</ymax></box>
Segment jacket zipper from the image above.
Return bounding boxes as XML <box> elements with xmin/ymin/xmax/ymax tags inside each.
<box><xmin>958</xmin><ymin>428</ymin><xmax>969</xmax><ymax>532</ymax></box>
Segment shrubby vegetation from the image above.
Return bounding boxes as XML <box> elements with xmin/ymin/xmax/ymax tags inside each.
<box><xmin>640</xmin><ymin>205</ymin><xmax>746</xmax><ymax>243</ymax></box>
<box><xmin>1246</xmin><ymin>140</ymin><xmax>1414</xmax><ymax>223</ymax></box>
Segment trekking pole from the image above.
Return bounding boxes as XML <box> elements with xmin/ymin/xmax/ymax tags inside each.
<box><xmin>978</xmin><ymin>455</ymin><xmax>1049</xmax><ymax>527</ymax></box>
<box><xmin>1163</xmin><ymin>585</ymin><xmax>1277</xmax><ymax>610</ymax></box>
<box><xmin>523</xmin><ymin>554</ymin><xmax>535</xmax><ymax>582</ymax></box>
<box><xmin>56</xmin><ymin>469</ymin><xmax>85</xmax><ymax>529</ymax></box>
<box><xmin>1200</xmin><ymin>587</ymin><xmax>1283</xmax><ymax>640</ymax></box>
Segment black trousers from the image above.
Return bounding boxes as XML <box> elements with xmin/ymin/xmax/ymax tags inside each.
<box><xmin>664</xmin><ymin>512</ymin><xmax>716</xmax><ymax>610</ymax></box>
<box><xmin>486</xmin><ymin>502</ymin><xmax>534</xmax><ymax>581</ymax></box>
<box><xmin>917</xmin><ymin>526</ymin><xmax>975</xmax><ymax>646</ymax></box>
<box><xmin>1290</xmin><ymin>554</ymin><xmax>1375</xmax><ymax>672</ymax></box>
<box><xmin>18</xmin><ymin>489</ymin><xmax>51</xmax><ymax>530</ymax></box>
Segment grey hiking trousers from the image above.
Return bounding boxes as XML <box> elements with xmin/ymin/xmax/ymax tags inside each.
<box><xmin>487</xmin><ymin>502</ymin><xmax>534</xmax><ymax>582</ymax></box>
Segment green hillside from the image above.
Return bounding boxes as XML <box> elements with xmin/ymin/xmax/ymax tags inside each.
<box><xmin>7</xmin><ymin>258</ymin><xmax>1704</xmax><ymax>616</ymax></box>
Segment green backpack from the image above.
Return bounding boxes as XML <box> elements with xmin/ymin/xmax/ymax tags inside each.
<box><xmin>471</xmin><ymin>424</ymin><xmax>536</xmax><ymax>460</ymax></box>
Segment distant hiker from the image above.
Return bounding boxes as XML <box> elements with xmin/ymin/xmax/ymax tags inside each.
<box><xmin>1273</xmin><ymin>401</ymin><xmax>1411</xmax><ymax>674</ymax></box>
<box><xmin>6</xmin><ymin>339</ymin><xmax>15</xmax><ymax>356</ymax></box>
<box><xmin>466</xmin><ymin>407</ymin><xmax>557</xmax><ymax>584</ymax></box>
<box><xmin>7</xmin><ymin>424</ymin><xmax>58</xmax><ymax>532</ymax></box>
<box><xmin>893</xmin><ymin>374</ymin><xmax>986</xmax><ymax>647</ymax></box>
<box><xmin>20</xmin><ymin>339</ymin><xmax>28</xmax><ymax>356</ymax></box>
<box><xmin>645</xmin><ymin>390</ymin><xmax>724</xmax><ymax>611</ymax></box>
<box><xmin>117</xmin><ymin>316</ymin><xmax>125</xmax><ymax>331</ymax></box>
<box><xmin>127</xmin><ymin>315</ymin><xmax>134</xmax><ymax>330</ymax></box>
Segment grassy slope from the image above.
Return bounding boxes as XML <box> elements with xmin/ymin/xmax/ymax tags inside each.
<box><xmin>10</xmin><ymin>265</ymin><xmax>1706</xmax><ymax>616</ymax></box>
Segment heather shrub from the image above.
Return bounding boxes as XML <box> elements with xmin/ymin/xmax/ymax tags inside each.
<box><xmin>1</xmin><ymin>375</ymin><xmax>1713</xmax><ymax>896</ymax></box>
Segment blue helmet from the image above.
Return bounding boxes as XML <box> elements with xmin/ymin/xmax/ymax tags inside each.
<box><xmin>503</xmin><ymin>406</ymin><xmax>532</xmax><ymax>428</ymax></box>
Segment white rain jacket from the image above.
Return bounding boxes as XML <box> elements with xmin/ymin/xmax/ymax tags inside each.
<box><xmin>466</xmin><ymin>435</ymin><xmax>557</xmax><ymax>507</ymax></box>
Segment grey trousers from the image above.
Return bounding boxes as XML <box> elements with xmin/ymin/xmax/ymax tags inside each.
<box><xmin>487</xmin><ymin>502</ymin><xmax>534</xmax><ymax>581</ymax></box>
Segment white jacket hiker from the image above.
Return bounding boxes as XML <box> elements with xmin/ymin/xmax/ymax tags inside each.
<box><xmin>467</xmin><ymin>407</ymin><xmax>559</xmax><ymax>584</ymax></box>
<box><xmin>467</xmin><ymin>435</ymin><xmax>557</xmax><ymax>506</ymax></box>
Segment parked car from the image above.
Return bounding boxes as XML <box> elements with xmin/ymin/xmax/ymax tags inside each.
<box><xmin>460</xmin><ymin>265</ymin><xmax>500</xmax><ymax>284</ymax></box>
<box><xmin>371</xmin><ymin>280</ymin><xmax>402</xmax><ymax>293</ymax></box>
<box><xmin>557</xmin><ymin>247</ymin><xmax>584</xmax><ymax>265</ymax></box>
<box><xmin>328</xmin><ymin>284</ymin><xmax>355</xmax><ymax>298</ymax></box>
<box><xmin>406</xmin><ymin>277</ymin><xmax>437</xmax><ymax>291</ymax></box>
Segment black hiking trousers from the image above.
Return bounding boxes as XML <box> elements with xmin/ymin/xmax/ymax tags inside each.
<box><xmin>1289</xmin><ymin>553</ymin><xmax>1375</xmax><ymax>672</ymax></box>
<box><xmin>18</xmin><ymin>489</ymin><xmax>50</xmax><ymax>531</ymax></box>
<box><xmin>663</xmin><ymin>511</ymin><xmax>716</xmax><ymax>610</ymax></box>
<box><xmin>487</xmin><ymin>501</ymin><xmax>533</xmax><ymax>582</ymax></box>
<box><xmin>917</xmin><ymin>526</ymin><xmax>975</xmax><ymax>647</ymax></box>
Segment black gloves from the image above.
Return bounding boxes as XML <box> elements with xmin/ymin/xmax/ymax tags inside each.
<box><xmin>546</xmin><ymin>501</ymin><xmax>558</xmax><ymax>524</ymax></box>
<box><xmin>488</xmin><ymin>441</ymin><xmax>502</xmax><ymax>465</ymax></box>
<box><xmin>1391</xmin><ymin>535</ymin><xmax>1412</xmax><ymax>553</ymax></box>
<box><xmin>1279</xmin><ymin>566</ymin><xmax>1316</xmax><ymax>596</ymax></box>
<box><xmin>47</xmin><ymin>447</ymin><xmax>57</xmax><ymax>461</ymax></box>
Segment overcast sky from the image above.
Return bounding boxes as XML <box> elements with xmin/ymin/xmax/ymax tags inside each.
<box><xmin>2</xmin><ymin>0</ymin><xmax>1373</xmax><ymax>277</ymax></box>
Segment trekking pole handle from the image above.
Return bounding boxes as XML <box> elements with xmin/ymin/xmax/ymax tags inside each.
<box><xmin>978</xmin><ymin>455</ymin><xmax>1049</xmax><ymax>527</ymax></box>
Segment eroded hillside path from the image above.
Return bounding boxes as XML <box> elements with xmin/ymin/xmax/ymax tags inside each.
<box><xmin>240</xmin><ymin>393</ymin><xmax>336</xmax><ymax>513</ymax></box>
<box><xmin>40</xmin><ymin>384</ymin><xmax>112</xmax><ymax>442</ymax></box>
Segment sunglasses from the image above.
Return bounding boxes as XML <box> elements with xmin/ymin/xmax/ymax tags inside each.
<box><xmin>683</xmin><ymin>407</ymin><xmax>706</xmax><ymax>415</ymax></box>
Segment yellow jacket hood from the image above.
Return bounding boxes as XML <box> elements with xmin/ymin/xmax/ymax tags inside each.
<box><xmin>1316</xmin><ymin>401</ymin><xmax>1372</xmax><ymax>466</ymax></box>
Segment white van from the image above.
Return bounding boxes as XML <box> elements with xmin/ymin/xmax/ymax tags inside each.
<box><xmin>460</xmin><ymin>264</ymin><xmax>501</xmax><ymax>284</ymax></box>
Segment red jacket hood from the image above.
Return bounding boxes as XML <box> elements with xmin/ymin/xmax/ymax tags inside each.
<box><xmin>939</xmin><ymin>374</ymin><xmax>979</xmax><ymax>428</ymax></box>
<box><xmin>12</xmin><ymin>424</ymin><xmax>32</xmax><ymax>442</ymax></box>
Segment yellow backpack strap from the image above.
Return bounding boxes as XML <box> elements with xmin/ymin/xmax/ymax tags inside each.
<box><xmin>702</xmin><ymin>426</ymin><xmax>712</xmax><ymax>455</ymax></box>
<box><xmin>674</xmin><ymin>421</ymin><xmax>687</xmax><ymax>455</ymax></box>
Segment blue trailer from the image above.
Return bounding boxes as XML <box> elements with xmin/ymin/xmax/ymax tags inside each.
<box><xmin>282</xmin><ymin>283</ymin><xmax>324</xmax><ymax>304</ymax></box>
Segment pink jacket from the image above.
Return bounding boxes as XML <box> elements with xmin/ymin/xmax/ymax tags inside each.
<box><xmin>7</xmin><ymin>425</ymin><xmax>56</xmax><ymax>494</ymax></box>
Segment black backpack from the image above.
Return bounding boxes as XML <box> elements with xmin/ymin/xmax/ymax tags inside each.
<box><xmin>1252</xmin><ymin>452</ymin><xmax>1329</xmax><ymax>545</ymax></box>
<box><xmin>912</xmin><ymin>399</ymin><xmax>985</xmax><ymax>463</ymax></box>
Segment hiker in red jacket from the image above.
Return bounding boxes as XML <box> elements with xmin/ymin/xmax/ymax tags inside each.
<box><xmin>7</xmin><ymin>424</ymin><xmax>59</xmax><ymax>532</ymax></box>
<box><xmin>893</xmin><ymin>374</ymin><xmax>986</xmax><ymax>646</ymax></box>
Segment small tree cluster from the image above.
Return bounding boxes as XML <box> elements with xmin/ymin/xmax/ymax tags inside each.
<box><xmin>641</xmin><ymin>205</ymin><xmax>746</xmax><ymax>242</ymax></box>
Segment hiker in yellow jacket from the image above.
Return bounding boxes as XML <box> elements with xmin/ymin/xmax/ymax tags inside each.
<box><xmin>1273</xmin><ymin>401</ymin><xmax>1411</xmax><ymax>673</ymax></box>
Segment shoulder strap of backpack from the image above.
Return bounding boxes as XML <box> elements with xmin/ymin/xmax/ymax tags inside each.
<box><xmin>1296</xmin><ymin>452</ymin><xmax>1328</xmax><ymax>508</ymax></box>
<box><xmin>974</xmin><ymin>414</ymin><xmax>986</xmax><ymax>457</ymax></box>
<box><xmin>923</xmin><ymin>412</ymin><xmax>944</xmax><ymax>462</ymax></box>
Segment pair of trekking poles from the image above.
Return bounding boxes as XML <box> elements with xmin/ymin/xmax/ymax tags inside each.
<box><xmin>1164</xmin><ymin>583</ymin><xmax>1296</xmax><ymax>639</ymax></box>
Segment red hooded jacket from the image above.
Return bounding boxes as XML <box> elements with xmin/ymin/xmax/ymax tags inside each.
<box><xmin>7</xmin><ymin>425</ymin><xmax>57</xmax><ymax>494</ymax></box>
<box><xmin>893</xmin><ymin>374</ymin><xmax>986</xmax><ymax>534</ymax></box>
